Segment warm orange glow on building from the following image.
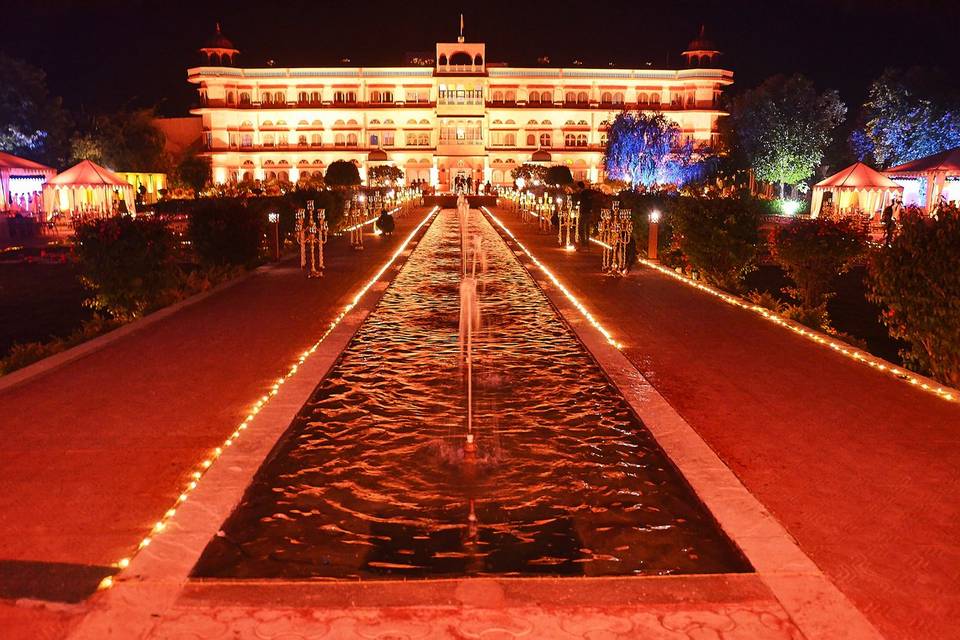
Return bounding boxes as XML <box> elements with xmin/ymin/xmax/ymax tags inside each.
<box><xmin>189</xmin><ymin>26</ymin><xmax>732</xmax><ymax>191</ymax></box>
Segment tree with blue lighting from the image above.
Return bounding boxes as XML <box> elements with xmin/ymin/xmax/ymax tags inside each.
<box><xmin>603</xmin><ymin>111</ymin><xmax>709</xmax><ymax>188</ymax></box>
<box><xmin>730</xmin><ymin>74</ymin><xmax>845</xmax><ymax>195</ymax></box>
<box><xmin>859</xmin><ymin>67</ymin><xmax>960</xmax><ymax>167</ymax></box>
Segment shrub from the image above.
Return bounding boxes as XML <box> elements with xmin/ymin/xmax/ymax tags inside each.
<box><xmin>771</xmin><ymin>217</ymin><xmax>867</xmax><ymax>308</ymax></box>
<box><xmin>670</xmin><ymin>196</ymin><xmax>764</xmax><ymax>291</ymax></box>
<box><xmin>0</xmin><ymin>315</ymin><xmax>121</xmax><ymax>376</ymax></box>
<box><xmin>544</xmin><ymin>165</ymin><xmax>574</xmax><ymax>186</ymax></box>
<box><xmin>745</xmin><ymin>290</ymin><xmax>787</xmax><ymax>314</ymax></box>
<box><xmin>74</xmin><ymin>215</ymin><xmax>178</xmax><ymax>320</ymax></box>
<box><xmin>189</xmin><ymin>199</ymin><xmax>266</xmax><ymax>267</ymax></box>
<box><xmin>325</xmin><ymin>160</ymin><xmax>361</xmax><ymax>188</ymax></box>
<box><xmin>867</xmin><ymin>205</ymin><xmax>960</xmax><ymax>386</ymax></box>
<box><xmin>367</xmin><ymin>165</ymin><xmax>404</xmax><ymax>186</ymax></box>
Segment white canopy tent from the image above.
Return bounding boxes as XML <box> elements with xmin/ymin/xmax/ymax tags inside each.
<box><xmin>810</xmin><ymin>162</ymin><xmax>903</xmax><ymax>219</ymax></box>
<box><xmin>42</xmin><ymin>160</ymin><xmax>136</xmax><ymax>220</ymax></box>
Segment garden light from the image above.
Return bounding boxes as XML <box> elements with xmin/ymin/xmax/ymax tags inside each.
<box><xmin>649</xmin><ymin>210</ymin><xmax>661</xmax><ymax>224</ymax></box>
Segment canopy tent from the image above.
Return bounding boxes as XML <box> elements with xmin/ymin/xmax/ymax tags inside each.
<box><xmin>42</xmin><ymin>160</ymin><xmax>136</xmax><ymax>220</ymax></box>
<box><xmin>810</xmin><ymin>162</ymin><xmax>903</xmax><ymax>219</ymax></box>
<box><xmin>884</xmin><ymin>147</ymin><xmax>960</xmax><ymax>212</ymax></box>
<box><xmin>0</xmin><ymin>151</ymin><xmax>56</xmax><ymax>214</ymax></box>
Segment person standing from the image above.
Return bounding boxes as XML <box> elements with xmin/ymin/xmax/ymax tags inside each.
<box><xmin>881</xmin><ymin>200</ymin><xmax>896</xmax><ymax>245</ymax></box>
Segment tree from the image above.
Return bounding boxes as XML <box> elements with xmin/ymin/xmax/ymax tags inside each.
<box><xmin>867</xmin><ymin>205</ymin><xmax>960</xmax><ymax>386</ymax></box>
<box><xmin>604</xmin><ymin>111</ymin><xmax>682</xmax><ymax>186</ymax></box>
<box><xmin>189</xmin><ymin>199</ymin><xmax>265</xmax><ymax>267</ymax></box>
<box><xmin>671</xmin><ymin>196</ymin><xmax>765</xmax><ymax>291</ymax></box>
<box><xmin>73</xmin><ymin>216</ymin><xmax>178</xmax><ymax>320</ymax></box>
<box><xmin>367</xmin><ymin>165</ymin><xmax>404</xmax><ymax>186</ymax></box>
<box><xmin>858</xmin><ymin>67</ymin><xmax>960</xmax><ymax>167</ymax></box>
<box><xmin>0</xmin><ymin>54</ymin><xmax>72</xmax><ymax>166</ymax></box>
<box><xmin>731</xmin><ymin>75</ymin><xmax>846</xmax><ymax>193</ymax></box>
<box><xmin>325</xmin><ymin>159</ymin><xmax>361</xmax><ymax>187</ymax></box>
<box><xmin>771</xmin><ymin>218</ymin><xmax>867</xmax><ymax>308</ymax></box>
<box><xmin>544</xmin><ymin>165</ymin><xmax>573</xmax><ymax>186</ymax></box>
<box><xmin>510</xmin><ymin>163</ymin><xmax>547</xmax><ymax>185</ymax></box>
<box><xmin>176</xmin><ymin>152</ymin><xmax>212</xmax><ymax>195</ymax></box>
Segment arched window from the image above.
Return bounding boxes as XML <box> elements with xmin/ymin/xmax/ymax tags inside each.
<box><xmin>227</xmin><ymin>91</ymin><xmax>235</xmax><ymax>105</ymax></box>
<box><xmin>541</xmin><ymin>90</ymin><xmax>552</xmax><ymax>104</ymax></box>
<box><xmin>474</xmin><ymin>54</ymin><xmax>483</xmax><ymax>66</ymax></box>
<box><xmin>637</xmin><ymin>92</ymin><xmax>649</xmax><ymax>105</ymax></box>
<box><xmin>382</xmin><ymin>91</ymin><xmax>393</xmax><ymax>102</ymax></box>
<box><xmin>450</xmin><ymin>51</ymin><xmax>472</xmax><ymax>65</ymax></box>
<box><xmin>529</xmin><ymin>91</ymin><xmax>540</xmax><ymax>104</ymax></box>
<box><xmin>492</xmin><ymin>91</ymin><xmax>503</xmax><ymax>102</ymax></box>
<box><xmin>540</xmin><ymin>133</ymin><xmax>552</xmax><ymax>147</ymax></box>
<box><xmin>262</xmin><ymin>120</ymin><xmax>273</xmax><ymax>128</ymax></box>
<box><xmin>650</xmin><ymin>93</ymin><xmax>661</xmax><ymax>105</ymax></box>
<box><xmin>279</xmin><ymin>170</ymin><xmax>289</xmax><ymax>182</ymax></box>
<box><xmin>565</xmin><ymin>91</ymin><xmax>575</xmax><ymax>103</ymax></box>
<box><xmin>347</xmin><ymin>133</ymin><xmax>358</xmax><ymax>145</ymax></box>
<box><xmin>505</xmin><ymin>90</ymin><xmax>516</xmax><ymax>102</ymax></box>
<box><xmin>298</xmin><ymin>91</ymin><xmax>308</xmax><ymax>103</ymax></box>
<box><xmin>335</xmin><ymin>133</ymin><xmax>346</xmax><ymax>146</ymax></box>
<box><xmin>505</xmin><ymin>133</ymin><xmax>516</xmax><ymax>146</ymax></box>
<box><xmin>526</xmin><ymin>133</ymin><xmax>536</xmax><ymax>146</ymax></box>
<box><xmin>565</xmin><ymin>133</ymin><xmax>576</xmax><ymax>147</ymax></box>
<box><xmin>262</xmin><ymin>134</ymin><xmax>275</xmax><ymax>146</ymax></box>
<box><xmin>601</xmin><ymin>91</ymin><xmax>612</xmax><ymax>104</ymax></box>
<box><xmin>576</xmin><ymin>133</ymin><xmax>588</xmax><ymax>146</ymax></box>
<box><xmin>239</xmin><ymin>92</ymin><xmax>251</xmax><ymax>105</ymax></box>
<box><xmin>298</xmin><ymin>134</ymin><xmax>307</xmax><ymax>145</ymax></box>
<box><xmin>311</xmin><ymin>133</ymin><xmax>321</xmax><ymax>146</ymax></box>
<box><xmin>311</xmin><ymin>91</ymin><xmax>321</xmax><ymax>103</ymax></box>
<box><xmin>370</xmin><ymin>134</ymin><xmax>379</xmax><ymax>146</ymax></box>
<box><xmin>240</xmin><ymin>133</ymin><xmax>253</xmax><ymax>147</ymax></box>
<box><xmin>613</xmin><ymin>92</ymin><xmax>624</xmax><ymax>105</ymax></box>
<box><xmin>370</xmin><ymin>90</ymin><xmax>381</xmax><ymax>103</ymax></box>
<box><xmin>438</xmin><ymin>54</ymin><xmax>448</xmax><ymax>66</ymax></box>
<box><xmin>267</xmin><ymin>171</ymin><xmax>277</xmax><ymax>180</ymax></box>
<box><xmin>577</xmin><ymin>91</ymin><xmax>588</xmax><ymax>103</ymax></box>
<box><xmin>274</xmin><ymin>91</ymin><xmax>285</xmax><ymax>104</ymax></box>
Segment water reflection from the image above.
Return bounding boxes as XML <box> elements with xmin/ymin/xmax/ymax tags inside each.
<box><xmin>192</xmin><ymin>210</ymin><xmax>750</xmax><ymax>579</ymax></box>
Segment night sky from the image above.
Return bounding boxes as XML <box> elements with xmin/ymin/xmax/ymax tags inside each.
<box><xmin>4</xmin><ymin>0</ymin><xmax>959</xmax><ymax>116</ymax></box>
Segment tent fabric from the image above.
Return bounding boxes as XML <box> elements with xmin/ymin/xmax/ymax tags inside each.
<box><xmin>0</xmin><ymin>151</ymin><xmax>54</xmax><ymax>172</ymax></box>
<box><xmin>0</xmin><ymin>152</ymin><xmax>56</xmax><ymax>211</ymax></box>
<box><xmin>885</xmin><ymin>147</ymin><xmax>960</xmax><ymax>175</ymax></box>
<box><xmin>810</xmin><ymin>162</ymin><xmax>902</xmax><ymax>219</ymax></box>
<box><xmin>48</xmin><ymin>159</ymin><xmax>130</xmax><ymax>187</ymax></box>
<box><xmin>815</xmin><ymin>162</ymin><xmax>902</xmax><ymax>189</ymax></box>
<box><xmin>42</xmin><ymin>160</ymin><xmax>136</xmax><ymax>219</ymax></box>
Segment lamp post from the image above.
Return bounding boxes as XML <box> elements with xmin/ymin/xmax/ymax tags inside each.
<box><xmin>648</xmin><ymin>209</ymin><xmax>660</xmax><ymax>261</ymax></box>
<box><xmin>268</xmin><ymin>211</ymin><xmax>280</xmax><ymax>261</ymax></box>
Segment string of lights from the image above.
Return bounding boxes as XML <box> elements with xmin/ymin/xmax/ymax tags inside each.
<box><xmin>482</xmin><ymin>207</ymin><xmax>623</xmax><ymax>350</ymax></box>
<box><xmin>97</xmin><ymin>205</ymin><xmax>440</xmax><ymax>591</ymax></box>
<box><xmin>494</xmin><ymin>201</ymin><xmax>956</xmax><ymax>405</ymax></box>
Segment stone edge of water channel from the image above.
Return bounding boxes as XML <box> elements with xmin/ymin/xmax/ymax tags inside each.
<box><xmin>481</xmin><ymin>206</ymin><xmax>884</xmax><ymax>640</ymax></box>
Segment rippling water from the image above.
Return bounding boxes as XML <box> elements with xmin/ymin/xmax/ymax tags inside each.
<box><xmin>192</xmin><ymin>209</ymin><xmax>750</xmax><ymax>579</ymax></box>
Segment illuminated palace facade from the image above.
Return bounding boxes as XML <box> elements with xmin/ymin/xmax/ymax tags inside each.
<box><xmin>189</xmin><ymin>26</ymin><xmax>732</xmax><ymax>191</ymax></box>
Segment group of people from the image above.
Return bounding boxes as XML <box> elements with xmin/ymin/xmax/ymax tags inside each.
<box><xmin>452</xmin><ymin>174</ymin><xmax>494</xmax><ymax>196</ymax></box>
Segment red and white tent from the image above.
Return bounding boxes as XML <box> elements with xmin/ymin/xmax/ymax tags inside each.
<box><xmin>884</xmin><ymin>147</ymin><xmax>960</xmax><ymax>211</ymax></box>
<box><xmin>0</xmin><ymin>151</ymin><xmax>56</xmax><ymax>213</ymax></box>
<box><xmin>811</xmin><ymin>162</ymin><xmax>903</xmax><ymax>219</ymax></box>
<box><xmin>42</xmin><ymin>159</ymin><xmax>136</xmax><ymax>219</ymax></box>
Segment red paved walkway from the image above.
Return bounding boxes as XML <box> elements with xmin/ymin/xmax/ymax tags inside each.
<box><xmin>0</xmin><ymin>210</ymin><xmax>431</xmax><ymax>636</ymax></box>
<box><xmin>489</xmin><ymin>206</ymin><xmax>960</xmax><ymax>640</ymax></box>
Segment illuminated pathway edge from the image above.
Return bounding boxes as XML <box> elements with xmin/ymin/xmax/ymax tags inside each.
<box><xmin>68</xmin><ymin>207</ymin><xmax>880</xmax><ymax>640</ymax></box>
<box><xmin>68</xmin><ymin>207</ymin><xmax>439</xmax><ymax>636</ymax></box>
<box><xmin>482</xmin><ymin>206</ymin><xmax>883</xmax><ymax>640</ymax></box>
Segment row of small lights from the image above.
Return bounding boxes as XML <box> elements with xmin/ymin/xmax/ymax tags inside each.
<box><xmin>634</xmin><ymin>252</ymin><xmax>957</xmax><ymax>403</ymax></box>
<box><xmin>482</xmin><ymin>206</ymin><xmax>623</xmax><ymax>350</ymax></box>
<box><xmin>501</xmin><ymin>200</ymin><xmax>956</xmax><ymax>404</ymax></box>
<box><xmin>97</xmin><ymin>205</ymin><xmax>440</xmax><ymax>592</ymax></box>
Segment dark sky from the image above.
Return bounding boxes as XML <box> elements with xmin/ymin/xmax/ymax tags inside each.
<box><xmin>4</xmin><ymin>0</ymin><xmax>958</xmax><ymax>117</ymax></box>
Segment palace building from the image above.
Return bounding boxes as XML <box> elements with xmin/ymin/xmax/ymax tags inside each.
<box><xmin>188</xmin><ymin>23</ymin><xmax>733</xmax><ymax>191</ymax></box>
